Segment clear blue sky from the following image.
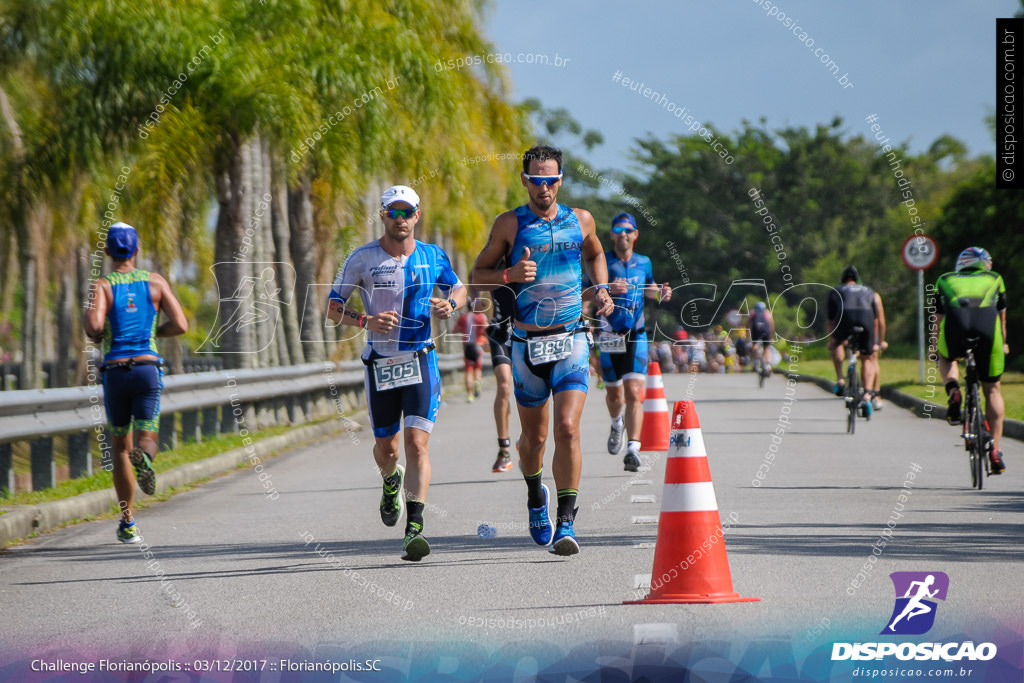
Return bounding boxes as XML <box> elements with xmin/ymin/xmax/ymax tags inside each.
<box><xmin>484</xmin><ymin>1</ymin><xmax>1019</xmax><ymax>172</ymax></box>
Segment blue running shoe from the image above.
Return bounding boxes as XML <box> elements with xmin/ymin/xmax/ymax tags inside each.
<box><xmin>550</xmin><ymin>520</ymin><xmax>579</xmax><ymax>556</ymax></box>
<box><xmin>860</xmin><ymin>394</ymin><xmax>873</xmax><ymax>419</ymax></box>
<box><xmin>528</xmin><ymin>484</ymin><xmax>553</xmax><ymax>546</ymax></box>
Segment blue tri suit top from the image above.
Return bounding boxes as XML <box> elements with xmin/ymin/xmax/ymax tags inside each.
<box><xmin>103</xmin><ymin>269</ymin><xmax>161</xmax><ymax>362</ymax></box>
<box><xmin>584</xmin><ymin>251</ymin><xmax>655</xmax><ymax>333</ymax></box>
<box><xmin>509</xmin><ymin>203</ymin><xmax>584</xmax><ymax>328</ymax></box>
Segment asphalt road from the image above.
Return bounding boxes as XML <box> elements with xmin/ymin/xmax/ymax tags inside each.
<box><xmin>2</xmin><ymin>368</ymin><xmax>1022</xmax><ymax>680</ymax></box>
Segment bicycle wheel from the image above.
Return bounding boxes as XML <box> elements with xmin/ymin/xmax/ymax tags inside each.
<box><xmin>846</xmin><ymin>361</ymin><xmax>859</xmax><ymax>434</ymax></box>
<box><xmin>969</xmin><ymin>384</ymin><xmax>985</xmax><ymax>490</ymax></box>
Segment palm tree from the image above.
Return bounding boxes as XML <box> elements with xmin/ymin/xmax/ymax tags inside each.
<box><xmin>1</xmin><ymin>0</ymin><xmax>532</xmax><ymax>378</ymax></box>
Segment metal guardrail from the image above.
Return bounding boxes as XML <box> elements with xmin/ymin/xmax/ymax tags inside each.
<box><xmin>0</xmin><ymin>355</ymin><xmax>463</xmax><ymax>496</ymax></box>
<box><xmin>0</xmin><ymin>357</ymin><xmax>224</xmax><ymax>391</ymax></box>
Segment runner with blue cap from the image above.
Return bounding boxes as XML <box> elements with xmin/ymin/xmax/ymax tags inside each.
<box><xmin>83</xmin><ymin>221</ymin><xmax>188</xmax><ymax>544</ymax></box>
<box><xmin>584</xmin><ymin>212</ymin><xmax>671</xmax><ymax>472</ymax></box>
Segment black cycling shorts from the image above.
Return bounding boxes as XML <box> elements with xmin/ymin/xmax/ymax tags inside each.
<box><xmin>836</xmin><ymin>311</ymin><xmax>875</xmax><ymax>355</ymax></box>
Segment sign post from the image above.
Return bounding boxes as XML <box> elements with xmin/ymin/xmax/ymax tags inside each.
<box><xmin>901</xmin><ymin>235</ymin><xmax>939</xmax><ymax>383</ymax></box>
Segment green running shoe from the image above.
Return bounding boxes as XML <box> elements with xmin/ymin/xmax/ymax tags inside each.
<box><xmin>129</xmin><ymin>448</ymin><xmax>157</xmax><ymax>495</ymax></box>
<box><xmin>401</xmin><ymin>524</ymin><xmax>430</xmax><ymax>562</ymax></box>
<box><xmin>117</xmin><ymin>519</ymin><xmax>141</xmax><ymax>544</ymax></box>
<box><xmin>380</xmin><ymin>464</ymin><xmax>405</xmax><ymax>527</ymax></box>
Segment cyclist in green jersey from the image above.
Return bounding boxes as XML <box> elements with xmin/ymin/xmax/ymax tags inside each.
<box><xmin>936</xmin><ymin>247</ymin><xmax>1008</xmax><ymax>474</ymax></box>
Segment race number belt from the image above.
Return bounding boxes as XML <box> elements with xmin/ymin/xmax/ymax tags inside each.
<box><xmin>365</xmin><ymin>343</ymin><xmax>434</xmax><ymax>391</ymax></box>
<box><xmin>526</xmin><ymin>331</ymin><xmax>575</xmax><ymax>364</ymax></box>
<box><xmin>596</xmin><ymin>332</ymin><xmax>627</xmax><ymax>354</ymax></box>
<box><xmin>373</xmin><ymin>352</ymin><xmax>423</xmax><ymax>391</ymax></box>
<box><xmin>100</xmin><ymin>359</ymin><xmax>162</xmax><ymax>372</ymax></box>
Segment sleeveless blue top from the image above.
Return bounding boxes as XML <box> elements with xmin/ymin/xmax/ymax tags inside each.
<box><xmin>510</xmin><ymin>204</ymin><xmax>583</xmax><ymax>327</ymax></box>
<box><xmin>104</xmin><ymin>269</ymin><xmax>160</xmax><ymax>361</ymax></box>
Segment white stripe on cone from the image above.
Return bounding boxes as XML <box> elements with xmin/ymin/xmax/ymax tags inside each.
<box><xmin>661</xmin><ymin>482</ymin><xmax>719</xmax><ymax>512</ymax></box>
<box><xmin>668</xmin><ymin>428</ymin><xmax>708</xmax><ymax>459</ymax></box>
<box><xmin>643</xmin><ymin>398</ymin><xmax>669</xmax><ymax>413</ymax></box>
<box><xmin>647</xmin><ymin>375</ymin><xmax>664</xmax><ymax>389</ymax></box>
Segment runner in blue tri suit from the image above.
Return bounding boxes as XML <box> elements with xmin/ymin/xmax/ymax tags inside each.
<box><xmin>584</xmin><ymin>213</ymin><xmax>671</xmax><ymax>472</ymax></box>
<box><xmin>83</xmin><ymin>222</ymin><xmax>188</xmax><ymax>544</ymax></box>
<box><xmin>471</xmin><ymin>145</ymin><xmax>614</xmax><ymax>556</ymax></box>
<box><xmin>327</xmin><ymin>185</ymin><xmax>466</xmax><ymax>562</ymax></box>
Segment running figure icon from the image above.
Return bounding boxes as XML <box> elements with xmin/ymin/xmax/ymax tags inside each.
<box><xmin>881</xmin><ymin>571</ymin><xmax>949</xmax><ymax>635</ymax></box>
<box><xmin>887</xmin><ymin>575</ymin><xmax>938</xmax><ymax>631</ymax></box>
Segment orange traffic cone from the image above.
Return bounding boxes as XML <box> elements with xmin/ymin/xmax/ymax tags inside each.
<box><xmin>624</xmin><ymin>400</ymin><xmax>759</xmax><ymax>605</ymax></box>
<box><xmin>638</xmin><ymin>361</ymin><xmax>670</xmax><ymax>452</ymax></box>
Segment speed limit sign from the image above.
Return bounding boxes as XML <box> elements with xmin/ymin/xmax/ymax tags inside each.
<box><xmin>901</xmin><ymin>234</ymin><xmax>939</xmax><ymax>271</ymax></box>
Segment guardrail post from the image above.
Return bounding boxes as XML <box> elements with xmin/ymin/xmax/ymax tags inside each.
<box><xmin>159</xmin><ymin>414</ymin><xmax>177</xmax><ymax>451</ymax></box>
<box><xmin>31</xmin><ymin>437</ymin><xmax>56</xmax><ymax>491</ymax></box>
<box><xmin>202</xmin><ymin>406</ymin><xmax>220</xmax><ymax>438</ymax></box>
<box><xmin>0</xmin><ymin>442</ymin><xmax>13</xmax><ymax>497</ymax></box>
<box><xmin>67</xmin><ymin>430</ymin><xmax>92</xmax><ymax>479</ymax></box>
<box><xmin>314</xmin><ymin>393</ymin><xmax>332</xmax><ymax>419</ymax></box>
<box><xmin>274</xmin><ymin>397</ymin><xmax>290</xmax><ymax>423</ymax></box>
<box><xmin>1</xmin><ymin>364</ymin><xmax>15</xmax><ymax>390</ymax></box>
<box><xmin>257</xmin><ymin>401</ymin><xmax>275</xmax><ymax>429</ymax></box>
<box><xmin>181</xmin><ymin>410</ymin><xmax>201</xmax><ymax>443</ymax></box>
<box><xmin>222</xmin><ymin>402</ymin><xmax>238</xmax><ymax>434</ymax></box>
<box><xmin>301</xmin><ymin>393</ymin><xmax>314</xmax><ymax>422</ymax></box>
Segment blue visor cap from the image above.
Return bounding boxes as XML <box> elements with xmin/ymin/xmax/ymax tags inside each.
<box><xmin>107</xmin><ymin>222</ymin><xmax>139</xmax><ymax>259</ymax></box>
<box><xmin>612</xmin><ymin>212</ymin><xmax>637</xmax><ymax>230</ymax></box>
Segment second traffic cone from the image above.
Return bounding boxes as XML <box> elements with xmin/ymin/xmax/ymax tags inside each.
<box><xmin>625</xmin><ymin>400</ymin><xmax>759</xmax><ymax>605</ymax></box>
<box><xmin>638</xmin><ymin>361</ymin><xmax>670</xmax><ymax>452</ymax></box>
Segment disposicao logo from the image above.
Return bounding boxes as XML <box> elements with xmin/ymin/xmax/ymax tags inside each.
<box><xmin>881</xmin><ymin>571</ymin><xmax>948</xmax><ymax>635</ymax></box>
<box><xmin>832</xmin><ymin>571</ymin><xmax>997</xmax><ymax>662</ymax></box>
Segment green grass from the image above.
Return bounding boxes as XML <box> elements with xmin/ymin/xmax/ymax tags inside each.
<box><xmin>795</xmin><ymin>357</ymin><xmax>1024</xmax><ymax>421</ymax></box>
<box><xmin>2</xmin><ymin>423</ymin><xmax>306</xmax><ymax>507</ymax></box>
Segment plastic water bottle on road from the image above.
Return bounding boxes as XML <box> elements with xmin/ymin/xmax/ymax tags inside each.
<box><xmin>477</xmin><ymin>523</ymin><xmax>497</xmax><ymax>538</ymax></box>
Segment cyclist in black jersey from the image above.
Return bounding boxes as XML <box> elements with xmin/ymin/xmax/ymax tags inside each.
<box><xmin>827</xmin><ymin>266</ymin><xmax>879</xmax><ymax>415</ymax></box>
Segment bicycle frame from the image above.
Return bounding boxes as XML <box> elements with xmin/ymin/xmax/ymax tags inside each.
<box><xmin>843</xmin><ymin>327</ymin><xmax>866</xmax><ymax>434</ymax></box>
<box><xmin>961</xmin><ymin>342</ymin><xmax>990</xmax><ymax>489</ymax></box>
<box><xmin>753</xmin><ymin>341</ymin><xmax>772</xmax><ymax>388</ymax></box>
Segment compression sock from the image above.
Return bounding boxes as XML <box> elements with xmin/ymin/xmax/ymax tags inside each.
<box><xmin>556</xmin><ymin>489</ymin><xmax>578</xmax><ymax>524</ymax></box>
<box><xmin>382</xmin><ymin>468</ymin><xmax>401</xmax><ymax>492</ymax></box>
<box><xmin>405</xmin><ymin>500</ymin><xmax>425</xmax><ymax>533</ymax></box>
<box><xmin>524</xmin><ymin>468</ymin><xmax>544</xmax><ymax>508</ymax></box>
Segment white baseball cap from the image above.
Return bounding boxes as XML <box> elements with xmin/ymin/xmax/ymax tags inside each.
<box><xmin>380</xmin><ymin>185</ymin><xmax>420</xmax><ymax>209</ymax></box>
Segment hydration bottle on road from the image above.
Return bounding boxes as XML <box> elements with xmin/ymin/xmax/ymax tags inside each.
<box><xmin>477</xmin><ymin>523</ymin><xmax>497</xmax><ymax>538</ymax></box>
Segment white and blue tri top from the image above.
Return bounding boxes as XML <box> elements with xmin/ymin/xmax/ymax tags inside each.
<box><xmin>330</xmin><ymin>240</ymin><xmax>463</xmax><ymax>356</ymax></box>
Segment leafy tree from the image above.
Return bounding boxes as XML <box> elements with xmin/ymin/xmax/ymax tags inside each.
<box><xmin>933</xmin><ymin>161</ymin><xmax>1024</xmax><ymax>370</ymax></box>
